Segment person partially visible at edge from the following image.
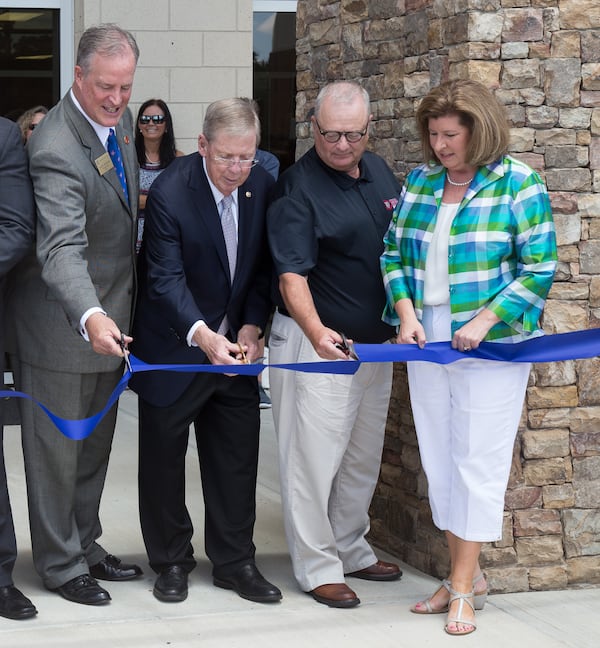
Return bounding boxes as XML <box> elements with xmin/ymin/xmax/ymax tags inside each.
<box><xmin>129</xmin><ymin>97</ymin><xmax>281</xmax><ymax>606</ymax></box>
<box><xmin>380</xmin><ymin>78</ymin><xmax>557</xmax><ymax>636</ymax></box>
<box><xmin>16</xmin><ymin>105</ymin><xmax>48</xmax><ymax>144</ymax></box>
<box><xmin>134</xmin><ymin>98</ymin><xmax>184</xmax><ymax>253</ymax></box>
<box><xmin>239</xmin><ymin>98</ymin><xmax>280</xmax><ymax>182</ymax></box>
<box><xmin>255</xmin><ymin>148</ymin><xmax>279</xmax><ymax>181</ymax></box>
<box><xmin>239</xmin><ymin>98</ymin><xmax>280</xmax><ymax>409</ymax></box>
<box><xmin>0</xmin><ymin>116</ymin><xmax>37</xmax><ymax>621</ymax></box>
<box><xmin>266</xmin><ymin>80</ymin><xmax>402</xmax><ymax>610</ymax></box>
<box><xmin>7</xmin><ymin>23</ymin><xmax>143</xmax><ymax>607</ymax></box>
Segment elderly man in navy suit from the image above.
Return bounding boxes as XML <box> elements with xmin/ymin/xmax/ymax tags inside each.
<box><xmin>0</xmin><ymin>116</ymin><xmax>37</xmax><ymax>620</ymax></box>
<box><xmin>130</xmin><ymin>97</ymin><xmax>280</xmax><ymax>605</ymax></box>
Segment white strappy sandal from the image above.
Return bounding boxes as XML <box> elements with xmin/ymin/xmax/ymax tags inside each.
<box><xmin>411</xmin><ymin>573</ymin><xmax>487</xmax><ymax>615</ymax></box>
<box><xmin>444</xmin><ymin>587</ymin><xmax>477</xmax><ymax>636</ymax></box>
<box><xmin>472</xmin><ymin>572</ymin><xmax>488</xmax><ymax>610</ymax></box>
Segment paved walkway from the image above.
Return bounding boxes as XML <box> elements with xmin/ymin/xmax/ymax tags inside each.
<box><xmin>2</xmin><ymin>388</ymin><xmax>598</xmax><ymax>647</ymax></box>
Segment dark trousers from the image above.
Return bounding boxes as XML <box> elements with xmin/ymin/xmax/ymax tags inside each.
<box><xmin>0</xmin><ymin>340</ymin><xmax>17</xmax><ymax>587</ymax></box>
<box><xmin>0</xmin><ymin>420</ymin><xmax>17</xmax><ymax>588</ymax></box>
<box><xmin>138</xmin><ymin>372</ymin><xmax>260</xmax><ymax>578</ymax></box>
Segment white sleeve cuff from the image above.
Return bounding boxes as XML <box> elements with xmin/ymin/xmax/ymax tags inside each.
<box><xmin>187</xmin><ymin>320</ymin><xmax>207</xmax><ymax>347</ymax></box>
<box><xmin>79</xmin><ymin>307</ymin><xmax>106</xmax><ymax>341</ymax></box>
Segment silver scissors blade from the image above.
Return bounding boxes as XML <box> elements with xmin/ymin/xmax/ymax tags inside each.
<box><xmin>120</xmin><ymin>333</ymin><xmax>132</xmax><ymax>373</ymax></box>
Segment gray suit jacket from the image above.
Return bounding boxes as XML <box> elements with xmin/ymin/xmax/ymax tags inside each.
<box><xmin>9</xmin><ymin>92</ymin><xmax>138</xmax><ymax>374</ymax></box>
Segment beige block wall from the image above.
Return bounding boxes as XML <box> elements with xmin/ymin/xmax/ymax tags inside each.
<box><xmin>75</xmin><ymin>0</ymin><xmax>254</xmax><ymax>153</ymax></box>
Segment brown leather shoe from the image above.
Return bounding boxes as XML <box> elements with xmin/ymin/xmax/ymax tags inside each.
<box><xmin>309</xmin><ymin>583</ymin><xmax>360</xmax><ymax>608</ymax></box>
<box><xmin>346</xmin><ymin>560</ymin><xmax>402</xmax><ymax>582</ymax></box>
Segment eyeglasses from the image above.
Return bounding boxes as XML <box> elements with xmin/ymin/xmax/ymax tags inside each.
<box><xmin>211</xmin><ymin>156</ymin><xmax>258</xmax><ymax>169</ymax></box>
<box><xmin>315</xmin><ymin>119</ymin><xmax>368</xmax><ymax>143</ymax></box>
<box><xmin>139</xmin><ymin>115</ymin><xmax>165</xmax><ymax>125</ymax></box>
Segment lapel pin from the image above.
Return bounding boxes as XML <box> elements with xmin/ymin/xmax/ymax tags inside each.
<box><xmin>123</xmin><ymin>135</ymin><xmax>130</xmax><ymax>145</ymax></box>
<box><xmin>245</xmin><ymin>191</ymin><xmax>252</xmax><ymax>198</ymax></box>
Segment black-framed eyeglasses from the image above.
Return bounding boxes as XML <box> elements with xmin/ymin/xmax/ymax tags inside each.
<box><xmin>139</xmin><ymin>115</ymin><xmax>165</xmax><ymax>125</ymax></box>
<box><xmin>211</xmin><ymin>156</ymin><xmax>258</xmax><ymax>169</ymax></box>
<box><xmin>314</xmin><ymin>119</ymin><xmax>368</xmax><ymax>143</ymax></box>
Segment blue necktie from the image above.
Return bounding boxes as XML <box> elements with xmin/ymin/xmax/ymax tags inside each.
<box><xmin>107</xmin><ymin>128</ymin><xmax>129</xmax><ymax>203</ymax></box>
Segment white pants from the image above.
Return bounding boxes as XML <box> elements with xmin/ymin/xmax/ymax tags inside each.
<box><xmin>408</xmin><ymin>305</ymin><xmax>531</xmax><ymax>541</ymax></box>
<box><xmin>269</xmin><ymin>311</ymin><xmax>393</xmax><ymax>591</ymax></box>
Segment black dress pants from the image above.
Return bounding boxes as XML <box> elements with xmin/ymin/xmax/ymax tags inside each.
<box><xmin>138</xmin><ymin>371</ymin><xmax>260</xmax><ymax>577</ymax></box>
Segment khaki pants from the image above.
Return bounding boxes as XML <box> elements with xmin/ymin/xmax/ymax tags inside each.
<box><xmin>268</xmin><ymin>311</ymin><xmax>393</xmax><ymax>591</ymax></box>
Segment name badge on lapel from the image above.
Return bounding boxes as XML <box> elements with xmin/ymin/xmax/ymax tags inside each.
<box><xmin>95</xmin><ymin>152</ymin><xmax>114</xmax><ymax>176</ymax></box>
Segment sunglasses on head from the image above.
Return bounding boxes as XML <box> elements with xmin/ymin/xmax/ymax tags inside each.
<box><xmin>139</xmin><ymin>115</ymin><xmax>165</xmax><ymax>125</ymax></box>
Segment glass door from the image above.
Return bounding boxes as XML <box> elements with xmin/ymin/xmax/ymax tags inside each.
<box><xmin>253</xmin><ymin>1</ymin><xmax>297</xmax><ymax>172</ymax></box>
<box><xmin>0</xmin><ymin>7</ymin><xmax>60</xmax><ymax>118</ymax></box>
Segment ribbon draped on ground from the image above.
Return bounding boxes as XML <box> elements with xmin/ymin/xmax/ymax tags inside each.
<box><xmin>3</xmin><ymin>328</ymin><xmax>599</xmax><ymax>440</ymax></box>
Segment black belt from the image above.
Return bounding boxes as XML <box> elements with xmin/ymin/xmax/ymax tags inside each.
<box><xmin>277</xmin><ymin>306</ymin><xmax>291</xmax><ymax>318</ymax></box>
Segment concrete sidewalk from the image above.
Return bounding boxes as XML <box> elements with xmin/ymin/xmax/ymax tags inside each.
<box><xmin>2</xmin><ymin>388</ymin><xmax>598</xmax><ymax>647</ymax></box>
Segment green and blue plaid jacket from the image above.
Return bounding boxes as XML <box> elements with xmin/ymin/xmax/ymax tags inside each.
<box><xmin>381</xmin><ymin>156</ymin><xmax>558</xmax><ymax>342</ymax></box>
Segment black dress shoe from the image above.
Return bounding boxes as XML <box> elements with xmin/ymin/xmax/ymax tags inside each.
<box><xmin>0</xmin><ymin>586</ymin><xmax>38</xmax><ymax>620</ymax></box>
<box><xmin>214</xmin><ymin>564</ymin><xmax>282</xmax><ymax>603</ymax></box>
<box><xmin>52</xmin><ymin>574</ymin><xmax>111</xmax><ymax>605</ymax></box>
<box><xmin>153</xmin><ymin>565</ymin><xmax>188</xmax><ymax>602</ymax></box>
<box><xmin>89</xmin><ymin>554</ymin><xmax>143</xmax><ymax>581</ymax></box>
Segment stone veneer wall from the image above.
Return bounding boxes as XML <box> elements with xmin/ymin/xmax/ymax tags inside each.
<box><xmin>296</xmin><ymin>0</ymin><xmax>600</xmax><ymax>593</ymax></box>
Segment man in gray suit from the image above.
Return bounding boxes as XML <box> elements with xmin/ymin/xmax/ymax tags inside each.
<box><xmin>0</xmin><ymin>117</ymin><xmax>37</xmax><ymax>620</ymax></box>
<box><xmin>9</xmin><ymin>24</ymin><xmax>143</xmax><ymax>606</ymax></box>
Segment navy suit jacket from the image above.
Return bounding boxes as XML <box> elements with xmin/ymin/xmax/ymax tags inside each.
<box><xmin>0</xmin><ymin>116</ymin><xmax>35</xmax><ymax>584</ymax></box>
<box><xmin>0</xmin><ymin>118</ymin><xmax>35</xmax><ymax>361</ymax></box>
<box><xmin>130</xmin><ymin>152</ymin><xmax>274</xmax><ymax>407</ymax></box>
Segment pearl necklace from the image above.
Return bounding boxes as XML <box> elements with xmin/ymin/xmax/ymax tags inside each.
<box><xmin>446</xmin><ymin>173</ymin><xmax>474</xmax><ymax>187</ymax></box>
<box><xmin>145</xmin><ymin>152</ymin><xmax>160</xmax><ymax>164</ymax></box>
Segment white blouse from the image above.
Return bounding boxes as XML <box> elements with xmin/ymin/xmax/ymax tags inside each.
<box><xmin>423</xmin><ymin>201</ymin><xmax>459</xmax><ymax>306</ymax></box>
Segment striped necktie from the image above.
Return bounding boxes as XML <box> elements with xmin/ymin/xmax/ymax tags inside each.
<box><xmin>220</xmin><ymin>194</ymin><xmax>237</xmax><ymax>281</ymax></box>
<box><xmin>107</xmin><ymin>128</ymin><xmax>129</xmax><ymax>203</ymax></box>
<box><xmin>217</xmin><ymin>194</ymin><xmax>238</xmax><ymax>336</ymax></box>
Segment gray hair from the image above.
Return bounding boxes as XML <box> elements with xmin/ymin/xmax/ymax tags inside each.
<box><xmin>203</xmin><ymin>97</ymin><xmax>261</xmax><ymax>147</ymax></box>
<box><xmin>76</xmin><ymin>24</ymin><xmax>139</xmax><ymax>74</ymax></box>
<box><xmin>314</xmin><ymin>81</ymin><xmax>370</xmax><ymax>119</ymax></box>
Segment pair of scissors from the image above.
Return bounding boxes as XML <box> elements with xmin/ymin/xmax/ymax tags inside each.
<box><xmin>335</xmin><ymin>332</ymin><xmax>359</xmax><ymax>360</ymax></box>
<box><xmin>119</xmin><ymin>333</ymin><xmax>132</xmax><ymax>373</ymax></box>
<box><xmin>237</xmin><ymin>342</ymin><xmax>250</xmax><ymax>365</ymax></box>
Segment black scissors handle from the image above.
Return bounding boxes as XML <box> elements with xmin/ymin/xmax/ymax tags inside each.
<box><xmin>335</xmin><ymin>332</ymin><xmax>359</xmax><ymax>360</ymax></box>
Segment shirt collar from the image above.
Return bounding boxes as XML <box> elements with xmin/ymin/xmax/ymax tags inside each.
<box><xmin>69</xmin><ymin>88</ymin><xmax>112</xmax><ymax>149</ymax></box>
<box><xmin>311</xmin><ymin>147</ymin><xmax>372</xmax><ymax>189</ymax></box>
<box><xmin>202</xmin><ymin>156</ymin><xmax>238</xmax><ymax>208</ymax></box>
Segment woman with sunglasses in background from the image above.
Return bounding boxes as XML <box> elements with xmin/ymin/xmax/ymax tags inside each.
<box><xmin>135</xmin><ymin>99</ymin><xmax>184</xmax><ymax>253</ymax></box>
<box><xmin>16</xmin><ymin>105</ymin><xmax>48</xmax><ymax>144</ymax></box>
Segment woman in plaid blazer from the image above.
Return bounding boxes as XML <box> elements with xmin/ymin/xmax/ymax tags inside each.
<box><xmin>381</xmin><ymin>79</ymin><xmax>557</xmax><ymax>636</ymax></box>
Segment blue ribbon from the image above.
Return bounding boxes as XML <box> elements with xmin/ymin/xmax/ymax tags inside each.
<box><xmin>1</xmin><ymin>372</ymin><xmax>130</xmax><ymax>441</ymax></box>
<box><xmin>3</xmin><ymin>328</ymin><xmax>599</xmax><ymax>440</ymax></box>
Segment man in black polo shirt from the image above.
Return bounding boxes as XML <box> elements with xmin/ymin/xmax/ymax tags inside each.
<box><xmin>266</xmin><ymin>81</ymin><xmax>402</xmax><ymax>608</ymax></box>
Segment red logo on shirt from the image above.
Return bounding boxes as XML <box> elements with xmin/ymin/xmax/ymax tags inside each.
<box><xmin>383</xmin><ymin>198</ymin><xmax>399</xmax><ymax>211</ymax></box>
